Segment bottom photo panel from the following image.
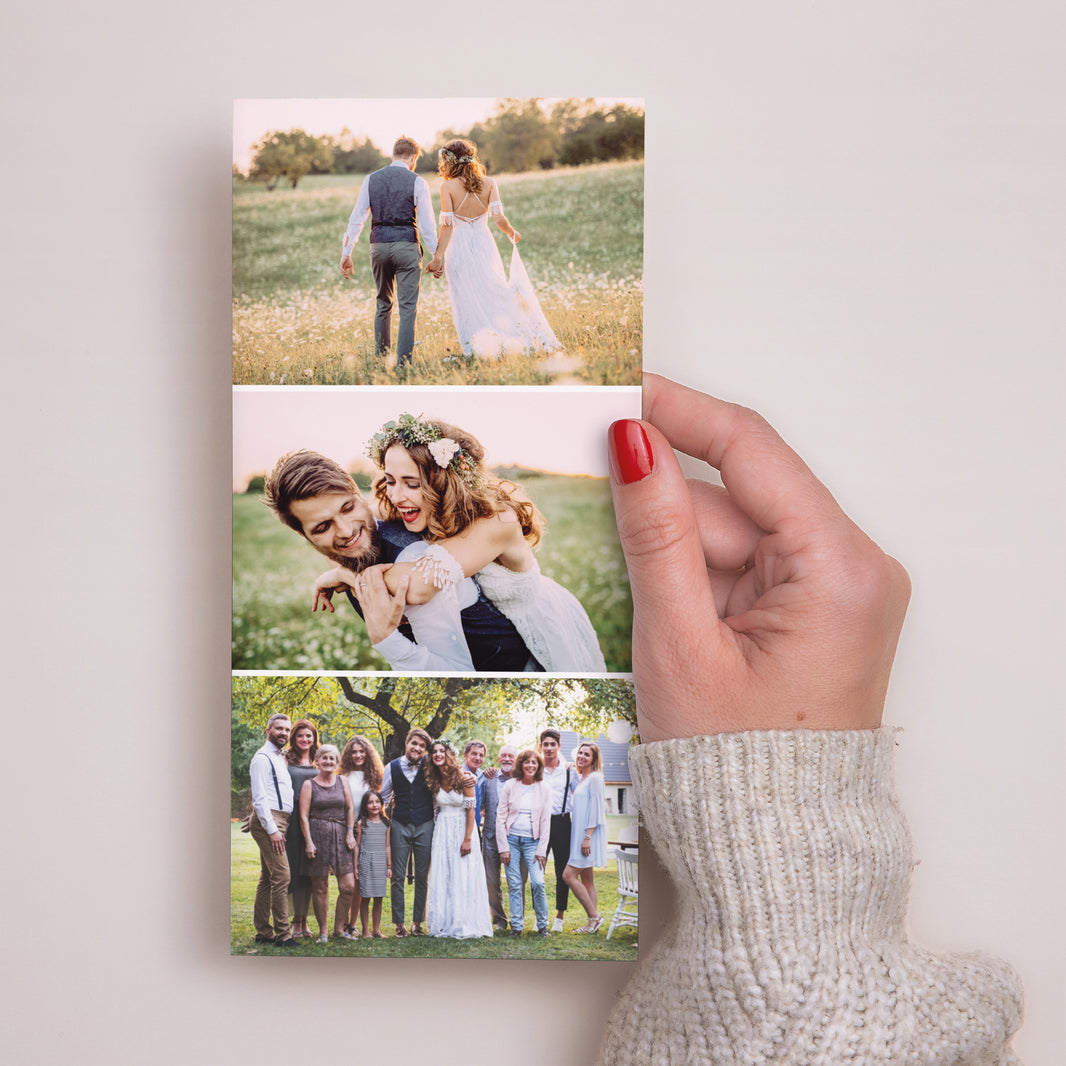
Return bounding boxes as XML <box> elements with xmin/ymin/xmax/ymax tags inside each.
<box><xmin>231</xmin><ymin>674</ymin><xmax>639</xmax><ymax>962</ymax></box>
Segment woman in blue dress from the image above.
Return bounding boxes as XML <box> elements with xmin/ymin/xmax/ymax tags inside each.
<box><xmin>562</xmin><ymin>741</ymin><xmax>608</xmax><ymax>933</ymax></box>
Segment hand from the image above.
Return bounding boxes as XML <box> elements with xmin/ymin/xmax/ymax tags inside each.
<box><xmin>511</xmin><ymin>229</ymin><xmax>522</xmax><ymax>243</ymax></box>
<box><xmin>461</xmin><ymin>838</ymin><xmax>472</xmax><ymax>857</ymax></box>
<box><xmin>304</xmin><ymin>842</ymin><xmax>316</xmax><ymax>859</ymax></box>
<box><xmin>607</xmin><ymin>374</ymin><xmax>911</xmax><ymax>741</ymax></box>
<box><xmin>582</xmin><ymin>837</ymin><xmax>592</xmax><ymax>858</ymax></box>
<box><xmin>482</xmin><ymin>766</ymin><xmax>498</xmax><ymax>779</ymax></box>
<box><xmin>353</xmin><ymin>566</ymin><xmax>410</xmax><ymax>645</ymax></box>
<box><xmin>269</xmin><ymin>831</ymin><xmax>285</xmax><ymax>854</ymax></box>
<box><xmin>340</xmin><ymin>254</ymin><xmax>354</xmax><ymax>278</ymax></box>
<box><xmin>239</xmin><ymin>815</ymin><xmax>251</xmax><ymax>834</ymax></box>
<box><xmin>500</xmin><ymin>852</ymin><xmax>511</xmax><ymax>867</ymax></box>
<box><xmin>536</xmin><ymin>854</ymin><xmax>547</xmax><ymax>870</ymax></box>
<box><xmin>460</xmin><ymin>771</ymin><xmax>476</xmax><ymax>789</ymax></box>
<box><xmin>346</xmin><ymin>833</ymin><xmax>355</xmax><ymax>851</ymax></box>
<box><xmin>312</xmin><ymin>566</ymin><xmax>356</xmax><ymax>613</ymax></box>
<box><xmin>386</xmin><ymin>863</ymin><xmax>392</xmax><ymax>878</ymax></box>
<box><xmin>425</xmin><ymin>256</ymin><xmax>443</xmax><ymax>277</ymax></box>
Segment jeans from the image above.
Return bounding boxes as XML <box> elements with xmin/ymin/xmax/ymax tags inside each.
<box><xmin>506</xmin><ymin>834</ymin><xmax>547</xmax><ymax>932</ymax></box>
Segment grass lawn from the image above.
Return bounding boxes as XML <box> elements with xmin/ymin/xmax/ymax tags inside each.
<box><xmin>232</xmin><ymin>162</ymin><xmax>643</xmax><ymax>386</ymax></box>
<box><xmin>230</xmin><ymin>819</ymin><xmax>638</xmax><ymax>962</ymax></box>
<box><xmin>232</xmin><ymin>475</ymin><xmax>633</xmax><ymax>673</ymax></box>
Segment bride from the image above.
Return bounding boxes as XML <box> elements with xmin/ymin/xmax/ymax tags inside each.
<box><xmin>424</xmin><ymin>741</ymin><xmax>493</xmax><ymax>938</ymax></box>
<box><xmin>369</xmin><ymin>414</ymin><xmax>606</xmax><ymax>672</ymax></box>
<box><xmin>424</xmin><ymin>139</ymin><xmax>560</xmax><ymax>359</ymax></box>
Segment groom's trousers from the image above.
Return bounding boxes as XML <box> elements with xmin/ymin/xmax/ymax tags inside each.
<box><xmin>390</xmin><ymin>817</ymin><xmax>433</xmax><ymax>926</ymax></box>
<box><xmin>370</xmin><ymin>241</ymin><xmax>422</xmax><ymax>367</ymax></box>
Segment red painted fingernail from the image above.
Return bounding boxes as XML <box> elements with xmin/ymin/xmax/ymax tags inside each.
<box><xmin>608</xmin><ymin>420</ymin><xmax>654</xmax><ymax>484</ymax></box>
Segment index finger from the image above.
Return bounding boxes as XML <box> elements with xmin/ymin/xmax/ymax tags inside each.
<box><xmin>642</xmin><ymin>373</ymin><xmax>842</xmax><ymax>534</ymax></box>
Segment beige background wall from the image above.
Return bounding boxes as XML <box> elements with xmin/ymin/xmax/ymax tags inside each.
<box><xmin>4</xmin><ymin>2</ymin><xmax>1062</xmax><ymax>1063</ymax></box>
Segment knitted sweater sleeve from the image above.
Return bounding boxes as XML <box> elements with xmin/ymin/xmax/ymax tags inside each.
<box><xmin>599</xmin><ymin>729</ymin><xmax>1023</xmax><ymax>1065</ymax></box>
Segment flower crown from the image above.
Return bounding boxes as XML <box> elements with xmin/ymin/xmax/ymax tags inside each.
<box><xmin>366</xmin><ymin>413</ymin><xmax>480</xmax><ymax>485</ymax></box>
<box><xmin>439</xmin><ymin>147</ymin><xmax>475</xmax><ymax>165</ymax></box>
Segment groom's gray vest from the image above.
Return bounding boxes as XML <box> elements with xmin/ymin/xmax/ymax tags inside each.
<box><xmin>367</xmin><ymin>165</ymin><xmax>418</xmax><ymax>245</ymax></box>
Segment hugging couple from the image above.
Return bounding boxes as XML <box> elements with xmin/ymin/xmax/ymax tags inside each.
<box><xmin>265</xmin><ymin>413</ymin><xmax>605</xmax><ymax>673</ymax></box>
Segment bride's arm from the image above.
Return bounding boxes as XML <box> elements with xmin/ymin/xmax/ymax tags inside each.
<box><xmin>487</xmin><ymin>180</ymin><xmax>520</xmax><ymax>242</ymax></box>
<box><xmin>426</xmin><ymin>184</ymin><xmax>454</xmax><ymax>275</ymax></box>
<box><xmin>397</xmin><ymin>515</ymin><xmax>530</xmax><ymax>605</ymax></box>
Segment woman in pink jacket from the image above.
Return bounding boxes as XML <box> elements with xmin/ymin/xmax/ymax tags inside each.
<box><xmin>496</xmin><ymin>748</ymin><xmax>553</xmax><ymax>936</ymax></box>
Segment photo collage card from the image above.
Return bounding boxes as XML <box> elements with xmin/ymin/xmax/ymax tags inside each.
<box><xmin>232</xmin><ymin>97</ymin><xmax>644</xmax><ymax>960</ymax></box>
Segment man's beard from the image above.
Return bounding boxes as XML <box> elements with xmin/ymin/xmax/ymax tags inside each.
<box><xmin>320</xmin><ymin>521</ymin><xmax>383</xmax><ymax>573</ymax></box>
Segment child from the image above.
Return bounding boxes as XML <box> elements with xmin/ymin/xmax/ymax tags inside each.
<box><xmin>353</xmin><ymin>790</ymin><xmax>391</xmax><ymax>938</ymax></box>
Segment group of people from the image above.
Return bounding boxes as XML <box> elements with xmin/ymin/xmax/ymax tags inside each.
<box><xmin>264</xmin><ymin>410</ymin><xmax>606</xmax><ymax>674</ymax></box>
<box><xmin>340</xmin><ymin>135</ymin><xmax>560</xmax><ymax>369</ymax></box>
<box><xmin>247</xmin><ymin>719</ymin><xmax>609</xmax><ymax>944</ymax></box>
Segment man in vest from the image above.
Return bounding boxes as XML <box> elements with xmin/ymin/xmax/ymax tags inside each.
<box><xmin>378</xmin><ymin>727</ymin><xmax>436</xmax><ymax>936</ymax></box>
<box><xmin>248</xmin><ymin>714</ymin><xmax>299</xmax><ymax>947</ymax></box>
<box><xmin>340</xmin><ymin>136</ymin><xmax>438</xmax><ymax>371</ymax></box>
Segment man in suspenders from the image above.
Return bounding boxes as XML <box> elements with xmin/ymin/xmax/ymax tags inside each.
<box><xmin>248</xmin><ymin>714</ymin><xmax>298</xmax><ymax>947</ymax></box>
<box><xmin>340</xmin><ymin>136</ymin><xmax>439</xmax><ymax>372</ymax></box>
<box><xmin>539</xmin><ymin>728</ymin><xmax>576</xmax><ymax>932</ymax></box>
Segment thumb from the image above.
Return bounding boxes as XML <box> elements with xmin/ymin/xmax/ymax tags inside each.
<box><xmin>608</xmin><ymin>417</ymin><xmax>723</xmax><ymax>664</ymax></box>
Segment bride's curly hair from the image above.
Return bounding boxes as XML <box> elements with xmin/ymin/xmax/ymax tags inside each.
<box><xmin>437</xmin><ymin>138</ymin><xmax>486</xmax><ymax>194</ymax></box>
<box><xmin>423</xmin><ymin>741</ymin><xmax>463</xmax><ymax>796</ymax></box>
<box><xmin>371</xmin><ymin>418</ymin><xmax>543</xmax><ymax>547</ymax></box>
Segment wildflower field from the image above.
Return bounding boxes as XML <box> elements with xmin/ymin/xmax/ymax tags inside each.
<box><xmin>232</xmin><ymin>162</ymin><xmax>643</xmax><ymax>386</ymax></box>
<box><xmin>232</xmin><ymin>473</ymin><xmax>633</xmax><ymax>672</ymax></box>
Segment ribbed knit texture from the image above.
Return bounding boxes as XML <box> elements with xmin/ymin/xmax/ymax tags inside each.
<box><xmin>600</xmin><ymin>730</ymin><xmax>1023</xmax><ymax>1065</ymax></box>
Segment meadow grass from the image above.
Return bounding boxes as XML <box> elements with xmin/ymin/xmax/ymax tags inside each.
<box><xmin>232</xmin><ymin>162</ymin><xmax>643</xmax><ymax>386</ymax></box>
<box><xmin>232</xmin><ymin>475</ymin><xmax>633</xmax><ymax>673</ymax></box>
<box><xmin>230</xmin><ymin>820</ymin><xmax>639</xmax><ymax>961</ymax></box>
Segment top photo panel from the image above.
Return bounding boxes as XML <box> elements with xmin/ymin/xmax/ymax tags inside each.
<box><xmin>233</xmin><ymin>98</ymin><xmax>644</xmax><ymax>387</ymax></box>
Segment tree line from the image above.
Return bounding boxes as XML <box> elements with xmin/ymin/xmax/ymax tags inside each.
<box><xmin>243</xmin><ymin>98</ymin><xmax>644</xmax><ymax>190</ymax></box>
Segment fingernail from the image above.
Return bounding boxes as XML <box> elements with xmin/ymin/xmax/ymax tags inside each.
<box><xmin>608</xmin><ymin>420</ymin><xmax>654</xmax><ymax>484</ymax></box>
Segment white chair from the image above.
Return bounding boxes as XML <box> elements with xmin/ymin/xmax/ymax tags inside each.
<box><xmin>606</xmin><ymin>848</ymin><xmax>638</xmax><ymax>939</ymax></box>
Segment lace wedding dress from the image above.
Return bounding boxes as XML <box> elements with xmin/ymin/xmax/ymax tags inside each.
<box><xmin>415</xmin><ymin>545</ymin><xmax>606</xmax><ymax>673</ymax></box>
<box><xmin>440</xmin><ymin>196</ymin><xmax>560</xmax><ymax>359</ymax></box>
<box><xmin>426</xmin><ymin>789</ymin><xmax>493</xmax><ymax>938</ymax></box>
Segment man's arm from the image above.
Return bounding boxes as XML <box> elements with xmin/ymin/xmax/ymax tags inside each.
<box><xmin>340</xmin><ymin>179</ymin><xmax>372</xmax><ymax>273</ymax></box>
<box><xmin>249</xmin><ymin>754</ymin><xmax>279</xmax><ymax>836</ymax></box>
<box><xmin>378</xmin><ymin>766</ymin><xmax>393</xmax><ymax>808</ymax></box>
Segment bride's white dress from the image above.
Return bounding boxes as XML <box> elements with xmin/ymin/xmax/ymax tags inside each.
<box><xmin>426</xmin><ymin>789</ymin><xmax>493</xmax><ymax>938</ymax></box>
<box><xmin>415</xmin><ymin>545</ymin><xmax>606</xmax><ymax>673</ymax></box>
<box><xmin>440</xmin><ymin>195</ymin><xmax>561</xmax><ymax>359</ymax></box>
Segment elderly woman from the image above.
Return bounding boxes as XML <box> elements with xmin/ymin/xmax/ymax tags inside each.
<box><xmin>496</xmin><ymin>747</ymin><xmax>553</xmax><ymax>936</ymax></box>
<box><xmin>299</xmin><ymin>744</ymin><xmax>356</xmax><ymax>942</ymax></box>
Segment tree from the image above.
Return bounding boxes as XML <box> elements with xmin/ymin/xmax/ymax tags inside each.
<box><xmin>331</xmin><ymin>128</ymin><xmax>389</xmax><ymax>174</ymax></box>
<box><xmin>473</xmin><ymin>99</ymin><xmax>560</xmax><ymax>173</ymax></box>
<box><xmin>249</xmin><ymin>129</ymin><xmax>334</xmax><ymax>190</ymax></box>
<box><xmin>556</xmin><ymin>104</ymin><xmax>645</xmax><ymax>166</ymax></box>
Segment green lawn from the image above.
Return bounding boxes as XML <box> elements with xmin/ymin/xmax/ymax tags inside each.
<box><xmin>232</xmin><ymin>162</ymin><xmax>643</xmax><ymax>386</ymax></box>
<box><xmin>232</xmin><ymin>475</ymin><xmax>633</xmax><ymax>673</ymax></box>
<box><xmin>231</xmin><ymin>820</ymin><xmax>639</xmax><ymax>962</ymax></box>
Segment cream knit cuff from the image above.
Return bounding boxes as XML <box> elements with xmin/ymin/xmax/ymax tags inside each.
<box><xmin>600</xmin><ymin>729</ymin><xmax>1023</xmax><ymax>1065</ymax></box>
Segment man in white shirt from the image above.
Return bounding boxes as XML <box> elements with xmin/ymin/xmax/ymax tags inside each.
<box><xmin>539</xmin><ymin>728</ymin><xmax>577</xmax><ymax>932</ymax></box>
<box><xmin>248</xmin><ymin>714</ymin><xmax>298</xmax><ymax>947</ymax></box>
<box><xmin>339</xmin><ymin>136</ymin><xmax>438</xmax><ymax>372</ymax></box>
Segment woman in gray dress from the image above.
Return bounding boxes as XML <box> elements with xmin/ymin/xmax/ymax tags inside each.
<box><xmin>299</xmin><ymin>744</ymin><xmax>356</xmax><ymax>942</ymax></box>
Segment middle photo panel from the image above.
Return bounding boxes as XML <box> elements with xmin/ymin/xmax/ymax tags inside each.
<box><xmin>233</xmin><ymin>386</ymin><xmax>638</xmax><ymax>675</ymax></box>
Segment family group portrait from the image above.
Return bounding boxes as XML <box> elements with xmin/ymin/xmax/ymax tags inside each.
<box><xmin>231</xmin><ymin>675</ymin><xmax>639</xmax><ymax>961</ymax></box>
<box><xmin>232</xmin><ymin>387</ymin><xmax>637</xmax><ymax>673</ymax></box>
<box><xmin>232</xmin><ymin>97</ymin><xmax>644</xmax><ymax>386</ymax></box>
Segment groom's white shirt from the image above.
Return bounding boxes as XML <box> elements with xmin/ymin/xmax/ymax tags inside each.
<box><xmin>342</xmin><ymin>160</ymin><xmax>438</xmax><ymax>257</ymax></box>
<box><xmin>371</xmin><ymin>540</ymin><xmax>475</xmax><ymax>672</ymax></box>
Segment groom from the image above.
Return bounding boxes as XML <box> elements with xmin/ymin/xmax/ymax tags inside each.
<box><xmin>263</xmin><ymin>449</ymin><xmax>541</xmax><ymax>672</ymax></box>
<box><xmin>340</xmin><ymin>136</ymin><xmax>438</xmax><ymax>371</ymax></box>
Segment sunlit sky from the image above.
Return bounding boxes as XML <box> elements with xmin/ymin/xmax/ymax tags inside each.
<box><xmin>233</xmin><ymin>387</ymin><xmax>640</xmax><ymax>491</ymax></box>
<box><xmin>233</xmin><ymin>98</ymin><xmax>644</xmax><ymax>173</ymax></box>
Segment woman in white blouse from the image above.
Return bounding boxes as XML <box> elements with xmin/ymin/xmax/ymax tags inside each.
<box><xmin>496</xmin><ymin>748</ymin><xmax>553</xmax><ymax>936</ymax></box>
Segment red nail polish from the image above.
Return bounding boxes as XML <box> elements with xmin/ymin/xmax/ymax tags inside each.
<box><xmin>609</xmin><ymin>420</ymin><xmax>654</xmax><ymax>484</ymax></box>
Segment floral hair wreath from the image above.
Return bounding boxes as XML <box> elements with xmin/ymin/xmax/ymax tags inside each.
<box><xmin>438</xmin><ymin>147</ymin><xmax>475</xmax><ymax>164</ymax></box>
<box><xmin>366</xmin><ymin>413</ymin><xmax>480</xmax><ymax>486</ymax></box>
